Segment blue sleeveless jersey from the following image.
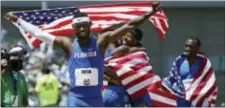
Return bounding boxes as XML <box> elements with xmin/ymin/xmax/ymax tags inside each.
<box><xmin>68</xmin><ymin>37</ymin><xmax>104</xmax><ymax>97</ymax></box>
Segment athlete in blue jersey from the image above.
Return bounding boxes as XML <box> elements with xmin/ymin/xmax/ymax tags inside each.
<box><xmin>6</xmin><ymin>2</ymin><xmax>160</xmax><ymax>106</ymax></box>
<box><xmin>108</xmin><ymin>27</ymin><xmax>152</xmax><ymax>107</ymax></box>
<box><xmin>98</xmin><ymin>23</ymin><xmax>131</xmax><ymax>107</ymax></box>
<box><xmin>101</xmin><ymin>23</ymin><xmax>151</xmax><ymax>107</ymax></box>
<box><xmin>162</xmin><ymin>37</ymin><xmax>204</xmax><ymax>107</ymax></box>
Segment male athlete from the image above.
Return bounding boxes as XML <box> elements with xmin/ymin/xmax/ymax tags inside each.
<box><xmin>98</xmin><ymin>23</ymin><xmax>130</xmax><ymax>107</ymax></box>
<box><xmin>162</xmin><ymin>37</ymin><xmax>217</xmax><ymax>107</ymax></box>
<box><xmin>6</xmin><ymin>2</ymin><xmax>160</xmax><ymax>107</ymax></box>
<box><xmin>104</xmin><ymin>27</ymin><xmax>152</xmax><ymax>107</ymax></box>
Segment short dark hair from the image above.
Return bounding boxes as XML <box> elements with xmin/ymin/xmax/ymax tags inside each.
<box><xmin>73</xmin><ymin>12</ymin><xmax>88</xmax><ymax>18</ymax></box>
<box><xmin>131</xmin><ymin>28</ymin><xmax>143</xmax><ymax>41</ymax></box>
<box><xmin>189</xmin><ymin>37</ymin><xmax>201</xmax><ymax>47</ymax></box>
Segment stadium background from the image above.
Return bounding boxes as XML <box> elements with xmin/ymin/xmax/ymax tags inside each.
<box><xmin>1</xmin><ymin>1</ymin><xmax>225</xmax><ymax>106</ymax></box>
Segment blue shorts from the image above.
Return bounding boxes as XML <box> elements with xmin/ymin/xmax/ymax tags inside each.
<box><xmin>103</xmin><ymin>85</ymin><xmax>128</xmax><ymax>107</ymax></box>
<box><xmin>67</xmin><ymin>91</ymin><xmax>104</xmax><ymax>107</ymax></box>
<box><xmin>132</xmin><ymin>92</ymin><xmax>151</xmax><ymax>107</ymax></box>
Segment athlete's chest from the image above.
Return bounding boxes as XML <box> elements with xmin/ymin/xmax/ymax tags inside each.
<box><xmin>72</xmin><ymin>41</ymin><xmax>99</xmax><ymax>59</ymax></box>
<box><xmin>179</xmin><ymin>58</ymin><xmax>201</xmax><ymax>79</ymax></box>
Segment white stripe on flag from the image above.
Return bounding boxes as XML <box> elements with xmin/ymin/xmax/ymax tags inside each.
<box><xmin>122</xmin><ymin>66</ymin><xmax>152</xmax><ymax>85</ymax></box>
<box><xmin>117</xmin><ymin>66</ymin><xmax>133</xmax><ymax>76</ymax></box>
<box><xmin>80</xmin><ymin>6</ymin><xmax>152</xmax><ymax>13</ymax></box>
<box><xmin>149</xmin><ymin>91</ymin><xmax>177</xmax><ymax>106</ymax></box>
<box><xmin>122</xmin><ymin>71</ymin><xmax>147</xmax><ymax>85</ymax></box>
<box><xmin>12</xmin><ymin>22</ymin><xmax>34</xmax><ymax>48</ymax></box>
<box><xmin>127</xmin><ymin>75</ymin><xmax>160</xmax><ymax>95</ymax></box>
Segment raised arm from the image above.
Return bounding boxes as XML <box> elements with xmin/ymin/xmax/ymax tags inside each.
<box><xmin>6</xmin><ymin>13</ymin><xmax>72</xmax><ymax>56</ymax></box>
<box><xmin>97</xmin><ymin>2</ymin><xmax>161</xmax><ymax>54</ymax></box>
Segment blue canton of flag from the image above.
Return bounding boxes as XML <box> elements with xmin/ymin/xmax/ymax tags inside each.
<box><xmin>162</xmin><ymin>55</ymin><xmax>185</xmax><ymax>96</ymax></box>
<box><xmin>14</xmin><ymin>7</ymin><xmax>79</xmax><ymax>25</ymax></box>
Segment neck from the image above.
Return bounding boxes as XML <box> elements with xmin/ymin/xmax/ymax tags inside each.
<box><xmin>78</xmin><ymin>38</ymin><xmax>90</xmax><ymax>46</ymax></box>
<box><xmin>187</xmin><ymin>55</ymin><xmax>197</xmax><ymax>64</ymax></box>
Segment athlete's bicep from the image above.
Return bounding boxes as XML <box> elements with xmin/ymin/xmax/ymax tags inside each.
<box><xmin>97</xmin><ymin>32</ymin><xmax>111</xmax><ymax>55</ymax></box>
<box><xmin>54</xmin><ymin>36</ymin><xmax>72</xmax><ymax>57</ymax></box>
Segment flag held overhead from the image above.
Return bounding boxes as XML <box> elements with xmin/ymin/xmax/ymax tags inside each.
<box><xmin>6</xmin><ymin>1</ymin><xmax>169</xmax><ymax>48</ymax></box>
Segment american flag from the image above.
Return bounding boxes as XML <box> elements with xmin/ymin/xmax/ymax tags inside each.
<box><xmin>9</xmin><ymin>2</ymin><xmax>169</xmax><ymax>48</ymax></box>
<box><xmin>104</xmin><ymin>51</ymin><xmax>182</xmax><ymax>107</ymax></box>
<box><xmin>162</xmin><ymin>53</ymin><xmax>218</xmax><ymax>107</ymax></box>
<box><xmin>104</xmin><ymin>51</ymin><xmax>162</xmax><ymax>100</ymax></box>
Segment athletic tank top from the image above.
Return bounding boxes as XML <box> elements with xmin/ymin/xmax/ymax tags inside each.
<box><xmin>68</xmin><ymin>37</ymin><xmax>104</xmax><ymax>97</ymax></box>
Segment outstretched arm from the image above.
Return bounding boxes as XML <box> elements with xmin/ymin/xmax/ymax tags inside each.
<box><xmin>97</xmin><ymin>2</ymin><xmax>161</xmax><ymax>54</ymax></box>
<box><xmin>6</xmin><ymin>13</ymin><xmax>72</xmax><ymax>56</ymax></box>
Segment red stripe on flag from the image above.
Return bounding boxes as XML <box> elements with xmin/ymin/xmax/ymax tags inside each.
<box><xmin>42</xmin><ymin>19</ymin><xmax>72</xmax><ymax>30</ymax></box>
<box><xmin>159</xmin><ymin>18</ymin><xmax>168</xmax><ymax>33</ymax></box>
<box><xmin>189</xmin><ymin>57</ymin><xmax>207</xmax><ymax>101</ymax></box>
<box><xmin>32</xmin><ymin>39</ymin><xmax>42</xmax><ymax>47</ymax></box>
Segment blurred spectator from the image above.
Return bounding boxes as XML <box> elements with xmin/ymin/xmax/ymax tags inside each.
<box><xmin>34</xmin><ymin>64</ymin><xmax>61</xmax><ymax>106</ymax></box>
<box><xmin>2</xmin><ymin>40</ymin><xmax>69</xmax><ymax>106</ymax></box>
<box><xmin>1</xmin><ymin>46</ymin><xmax>29</xmax><ymax>107</ymax></box>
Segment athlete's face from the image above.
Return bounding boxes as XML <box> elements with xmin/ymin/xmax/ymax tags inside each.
<box><xmin>122</xmin><ymin>32</ymin><xmax>138</xmax><ymax>46</ymax></box>
<box><xmin>183</xmin><ymin>39</ymin><xmax>199</xmax><ymax>57</ymax></box>
<box><xmin>72</xmin><ymin>21</ymin><xmax>91</xmax><ymax>40</ymax></box>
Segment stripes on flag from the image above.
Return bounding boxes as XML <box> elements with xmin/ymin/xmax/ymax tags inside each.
<box><xmin>162</xmin><ymin>53</ymin><xmax>218</xmax><ymax>107</ymax></box>
<box><xmin>184</xmin><ymin>54</ymin><xmax>218</xmax><ymax>107</ymax></box>
<box><xmin>105</xmin><ymin>51</ymin><xmax>161</xmax><ymax>100</ymax></box>
<box><xmin>148</xmin><ymin>88</ymin><xmax>178</xmax><ymax>107</ymax></box>
<box><xmin>10</xmin><ymin>2</ymin><xmax>169</xmax><ymax>48</ymax></box>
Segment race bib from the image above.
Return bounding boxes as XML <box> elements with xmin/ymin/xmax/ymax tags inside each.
<box><xmin>11</xmin><ymin>95</ymin><xmax>18</xmax><ymax>106</ymax></box>
<box><xmin>75</xmin><ymin>68</ymin><xmax>98</xmax><ymax>86</ymax></box>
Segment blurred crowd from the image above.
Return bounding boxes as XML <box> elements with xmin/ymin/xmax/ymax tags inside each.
<box><xmin>2</xmin><ymin>40</ymin><xmax>70</xmax><ymax>106</ymax></box>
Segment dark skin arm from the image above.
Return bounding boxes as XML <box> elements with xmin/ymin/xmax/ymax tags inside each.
<box><xmin>112</xmin><ymin>45</ymin><xmax>146</xmax><ymax>56</ymax></box>
<box><xmin>104</xmin><ymin>46</ymin><xmax>146</xmax><ymax>81</ymax></box>
<box><xmin>53</xmin><ymin>36</ymin><xmax>72</xmax><ymax>57</ymax></box>
<box><xmin>6</xmin><ymin>14</ymin><xmax>72</xmax><ymax>57</ymax></box>
<box><xmin>97</xmin><ymin>2</ymin><xmax>161</xmax><ymax>55</ymax></box>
